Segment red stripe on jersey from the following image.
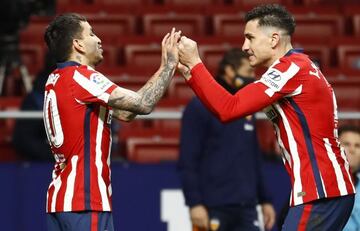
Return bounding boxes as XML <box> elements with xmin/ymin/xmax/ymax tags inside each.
<box><xmin>73</xmin><ymin>154</ymin><xmax>85</xmax><ymax>211</ymax></box>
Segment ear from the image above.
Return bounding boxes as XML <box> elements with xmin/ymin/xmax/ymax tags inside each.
<box><xmin>73</xmin><ymin>39</ymin><xmax>85</xmax><ymax>53</ymax></box>
<box><xmin>224</xmin><ymin>65</ymin><xmax>236</xmax><ymax>77</ymax></box>
<box><xmin>270</xmin><ymin>32</ymin><xmax>280</xmax><ymax>49</ymax></box>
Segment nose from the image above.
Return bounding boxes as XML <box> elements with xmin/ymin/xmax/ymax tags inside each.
<box><xmin>242</xmin><ymin>39</ymin><xmax>249</xmax><ymax>53</ymax></box>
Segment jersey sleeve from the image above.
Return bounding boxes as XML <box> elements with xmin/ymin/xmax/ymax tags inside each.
<box><xmin>187</xmin><ymin>62</ymin><xmax>299</xmax><ymax>122</ymax></box>
<box><xmin>258</xmin><ymin>57</ymin><xmax>302</xmax><ymax>98</ymax></box>
<box><xmin>70</xmin><ymin>67</ymin><xmax>117</xmax><ymax>106</ymax></box>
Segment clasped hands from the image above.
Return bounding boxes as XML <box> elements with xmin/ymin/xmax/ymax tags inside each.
<box><xmin>161</xmin><ymin>28</ymin><xmax>202</xmax><ymax>80</ymax></box>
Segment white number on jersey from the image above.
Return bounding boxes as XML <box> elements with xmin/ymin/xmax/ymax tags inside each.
<box><xmin>44</xmin><ymin>89</ymin><xmax>64</xmax><ymax>148</ymax></box>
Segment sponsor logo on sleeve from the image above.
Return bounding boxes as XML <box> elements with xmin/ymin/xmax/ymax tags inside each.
<box><xmin>90</xmin><ymin>73</ymin><xmax>112</xmax><ymax>91</ymax></box>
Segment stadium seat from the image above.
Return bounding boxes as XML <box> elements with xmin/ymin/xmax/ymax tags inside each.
<box><xmin>168</xmin><ymin>77</ymin><xmax>195</xmax><ymax>100</ymax></box>
<box><xmin>93</xmin><ymin>0</ymin><xmax>151</xmax><ymax>5</ymax></box>
<box><xmin>232</xmin><ymin>0</ymin><xmax>283</xmax><ymax>6</ymax></box>
<box><xmin>142</xmin><ymin>14</ymin><xmax>206</xmax><ymax>37</ymax></box>
<box><xmin>353</xmin><ymin>15</ymin><xmax>360</xmax><ymax>36</ymax></box>
<box><xmin>124</xmin><ymin>44</ymin><xmax>162</xmax><ymax>70</ymax></box>
<box><xmin>293</xmin><ymin>14</ymin><xmax>345</xmax><ymax>38</ymax></box>
<box><xmin>85</xmin><ymin>14</ymin><xmax>137</xmax><ymax>42</ymax></box>
<box><xmin>292</xmin><ymin>41</ymin><xmax>332</xmax><ymax>69</ymax></box>
<box><xmin>126</xmin><ymin>136</ymin><xmax>179</xmax><ymax>163</ymax></box>
<box><xmin>198</xmin><ymin>44</ymin><xmax>241</xmax><ymax>74</ymax></box>
<box><xmin>337</xmin><ymin>45</ymin><xmax>360</xmax><ymax>70</ymax></box>
<box><xmin>330</xmin><ymin>79</ymin><xmax>360</xmax><ymax>110</ymax></box>
<box><xmin>212</xmin><ymin>14</ymin><xmax>246</xmax><ymax>37</ymax></box>
<box><xmin>163</xmin><ymin>0</ymin><xmax>217</xmax><ymax>5</ymax></box>
<box><xmin>20</xmin><ymin>44</ymin><xmax>45</xmax><ymax>75</ymax></box>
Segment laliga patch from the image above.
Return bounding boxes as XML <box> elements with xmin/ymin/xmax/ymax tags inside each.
<box><xmin>260</xmin><ymin>62</ymin><xmax>300</xmax><ymax>92</ymax></box>
<box><xmin>90</xmin><ymin>73</ymin><xmax>112</xmax><ymax>91</ymax></box>
<box><xmin>210</xmin><ymin>218</ymin><xmax>220</xmax><ymax>231</ymax></box>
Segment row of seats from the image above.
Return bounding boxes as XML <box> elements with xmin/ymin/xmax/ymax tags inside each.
<box><xmin>57</xmin><ymin>0</ymin><xmax>360</xmax><ymax>7</ymax></box>
<box><xmin>17</xmin><ymin>37</ymin><xmax>360</xmax><ymax>75</ymax></box>
<box><xmin>21</xmin><ymin>12</ymin><xmax>360</xmax><ymax>42</ymax></box>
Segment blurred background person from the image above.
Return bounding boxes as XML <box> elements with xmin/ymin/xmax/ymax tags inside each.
<box><xmin>12</xmin><ymin>53</ymin><xmax>56</xmax><ymax>161</ymax></box>
<box><xmin>178</xmin><ymin>48</ymin><xmax>276</xmax><ymax>231</ymax></box>
<box><xmin>341</xmin><ymin>125</ymin><xmax>360</xmax><ymax>231</ymax></box>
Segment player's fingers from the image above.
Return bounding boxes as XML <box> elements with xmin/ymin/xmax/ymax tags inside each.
<box><xmin>174</xmin><ymin>31</ymin><xmax>182</xmax><ymax>45</ymax></box>
<box><xmin>169</xmin><ymin>27</ymin><xmax>176</xmax><ymax>46</ymax></box>
<box><xmin>162</xmin><ymin>33</ymin><xmax>170</xmax><ymax>47</ymax></box>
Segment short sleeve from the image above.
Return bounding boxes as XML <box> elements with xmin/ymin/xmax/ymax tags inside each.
<box><xmin>257</xmin><ymin>58</ymin><xmax>303</xmax><ymax>98</ymax></box>
<box><xmin>71</xmin><ymin>67</ymin><xmax>117</xmax><ymax>105</ymax></box>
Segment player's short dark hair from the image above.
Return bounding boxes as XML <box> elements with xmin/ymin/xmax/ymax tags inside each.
<box><xmin>217</xmin><ymin>48</ymin><xmax>249</xmax><ymax>77</ymax></box>
<box><xmin>339</xmin><ymin>125</ymin><xmax>360</xmax><ymax>137</ymax></box>
<box><xmin>245</xmin><ymin>4</ymin><xmax>296</xmax><ymax>36</ymax></box>
<box><xmin>44</xmin><ymin>13</ymin><xmax>87</xmax><ymax>62</ymax></box>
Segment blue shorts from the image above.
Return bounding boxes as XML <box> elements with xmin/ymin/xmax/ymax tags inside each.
<box><xmin>47</xmin><ymin>211</ymin><xmax>114</xmax><ymax>231</ymax></box>
<box><xmin>282</xmin><ymin>195</ymin><xmax>354</xmax><ymax>231</ymax></box>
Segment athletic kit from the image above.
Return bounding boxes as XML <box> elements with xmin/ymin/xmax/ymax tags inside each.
<box><xmin>43</xmin><ymin>61</ymin><xmax>117</xmax><ymax>230</ymax></box>
<box><xmin>187</xmin><ymin>49</ymin><xmax>355</xmax><ymax>230</ymax></box>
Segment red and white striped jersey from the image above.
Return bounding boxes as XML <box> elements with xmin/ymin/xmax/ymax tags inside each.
<box><xmin>187</xmin><ymin>49</ymin><xmax>355</xmax><ymax>207</ymax></box>
<box><xmin>258</xmin><ymin>50</ymin><xmax>355</xmax><ymax>206</ymax></box>
<box><xmin>43</xmin><ymin>61</ymin><xmax>117</xmax><ymax>212</ymax></box>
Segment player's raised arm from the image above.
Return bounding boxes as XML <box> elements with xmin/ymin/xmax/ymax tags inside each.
<box><xmin>108</xmin><ymin>28</ymin><xmax>181</xmax><ymax>119</ymax></box>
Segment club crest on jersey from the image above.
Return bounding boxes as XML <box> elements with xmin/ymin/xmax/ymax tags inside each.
<box><xmin>90</xmin><ymin>73</ymin><xmax>111</xmax><ymax>91</ymax></box>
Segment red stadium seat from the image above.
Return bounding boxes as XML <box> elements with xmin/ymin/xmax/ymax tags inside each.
<box><xmin>126</xmin><ymin>136</ymin><xmax>179</xmax><ymax>163</ymax></box>
<box><xmin>124</xmin><ymin>44</ymin><xmax>162</xmax><ymax>70</ymax></box>
<box><xmin>330</xmin><ymin>79</ymin><xmax>360</xmax><ymax>110</ymax></box>
<box><xmin>86</xmin><ymin>14</ymin><xmax>137</xmax><ymax>42</ymax></box>
<box><xmin>19</xmin><ymin>44</ymin><xmax>45</xmax><ymax>75</ymax></box>
<box><xmin>337</xmin><ymin>45</ymin><xmax>360</xmax><ymax>70</ymax></box>
<box><xmin>198</xmin><ymin>44</ymin><xmax>241</xmax><ymax>74</ymax></box>
<box><xmin>93</xmin><ymin>0</ymin><xmax>150</xmax><ymax>5</ymax></box>
<box><xmin>163</xmin><ymin>0</ymin><xmax>217</xmax><ymax>5</ymax></box>
<box><xmin>212</xmin><ymin>14</ymin><xmax>246</xmax><ymax>37</ymax></box>
<box><xmin>143</xmin><ymin>14</ymin><xmax>206</xmax><ymax>37</ymax></box>
<box><xmin>232</xmin><ymin>0</ymin><xmax>283</xmax><ymax>6</ymax></box>
<box><xmin>292</xmin><ymin>41</ymin><xmax>331</xmax><ymax>69</ymax></box>
<box><xmin>168</xmin><ymin>77</ymin><xmax>195</xmax><ymax>100</ymax></box>
<box><xmin>293</xmin><ymin>14</ymin><xmax>345</xmax><ymax>38</ymax></box>
<box><xmin>353</xmin><ymin>15</ymin><xmax>360</xmax><ymax>36</ymax></box>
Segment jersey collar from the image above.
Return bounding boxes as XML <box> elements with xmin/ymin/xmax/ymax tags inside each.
<box><xmin>285</xmin><ymin>48</ymin><xmax>304</xmax><ymax>57</ymax></box>
<box><xmin>57</xmin><ymin>61</ymin><xmax>81</xmax><ymax>69</ymax></box>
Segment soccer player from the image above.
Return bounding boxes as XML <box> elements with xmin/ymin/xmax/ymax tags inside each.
<box><xmin>177</xmin><ymin>4</ymin><xmax>355</xmax><ymax>231</ymax></box>
<box><xmin>43</xmin><ymin>13</ymin><xmax>180</xmax><ymax>230</ymax></box>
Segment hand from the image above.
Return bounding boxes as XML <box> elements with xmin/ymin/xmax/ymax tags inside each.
<box><xmin>178</xmin><ymin>36</ymin><xmax>202</xmax><ymax>70</ymax></box>
<box><xmin>261</xmin><ymin>203</ymin><xmax>276</xmax><ymax>230</ymax></box>
<box><xmin>177</xmin><ymin>62</ymin><xmax>191</xmax><ymax>81</ymax></box>
<box><xmin>190</xmin><ymin>205</ymin><xmax>209</xmax><ymax>230</ymax></box>
<box><xmin>161</xmin><ymin>28</ymin><xmax>181</xmax><ymax>69</ymax></box>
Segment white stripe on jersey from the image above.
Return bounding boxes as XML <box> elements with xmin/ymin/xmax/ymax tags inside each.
<box><xmin>320</xmin><ymin>173</ymin><xmax>328</xmax><ymax>197</ymax></box>
<box><xmin>73</xmin><ymin>70</ymin><xmax>110</xmax><ymax>103</ymax></box>
<box><xmin>274</xmin><ymin>104</ymin><xmax>303</xmax><ymax>205</ymax></box>
<box><xmin>340</xmin><ymin>146</ymin><xmax>356</xmax><ymax>193</ymax></box>
<box><xmin>107</xmin><ymin>122</ymin><xmax>113</xmax><ymax>197</ymax></box>
<box><xmin>51</xmin><ymin>176</ymin><xmax>62</xmax><ymax>212</ymax></box>
<box><xmin>63</xmin><ymin>155</ymin><xmax>78</xmax><ymax>211</ymax></box>
<box><xmin>274</xmin><ymin>123</ymin><xmax>292</xmax><ymax>168</ymax></box>
<box><xmin>96</xmin><ymin>106</ymin><xmax>111</xmax><ymax>211</ymax></box>
<box><xmin>323</xmin><ymin>138</ymin><xmax>348</xmax><ymax>195</ymax></box>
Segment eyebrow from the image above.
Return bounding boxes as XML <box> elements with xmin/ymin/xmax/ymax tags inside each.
<box><xmin>244</xmin><ymin>33</ymin><xmax>254</xmax><ymax>39</ymax></box>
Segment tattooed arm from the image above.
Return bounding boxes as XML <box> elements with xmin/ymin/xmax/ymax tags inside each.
<box><xmin>108</xmin><ymin>29</ymin><xmax>180</xmax><ymax>121</ymax></box>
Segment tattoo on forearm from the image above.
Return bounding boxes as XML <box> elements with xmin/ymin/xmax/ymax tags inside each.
<box><xmin>109</xmin><ymin>53</ymin><xmax>176</xmax><ymax>114</ymax></box>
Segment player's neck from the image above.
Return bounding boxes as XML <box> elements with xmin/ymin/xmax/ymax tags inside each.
<box><xmin>267</xmin><ymin>43</ymin><xmax>294</xmax><ymax>67</ymax></box>
<box><xmin>68</xmin><ymin>54</ymin><xmax>94</xmax><ymax>68</ymax></box>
